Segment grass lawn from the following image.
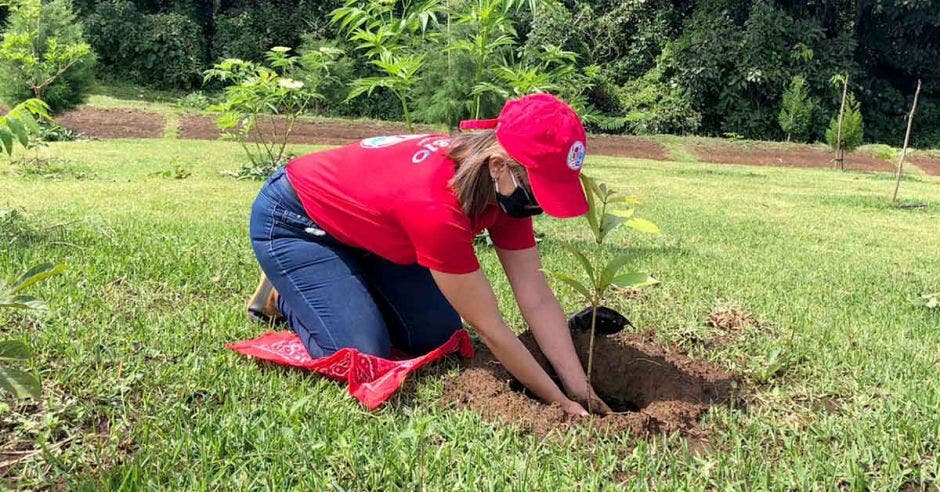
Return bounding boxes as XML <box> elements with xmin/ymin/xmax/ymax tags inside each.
<box><xmin>1</xmin><ymin>136</ymin><xmax>938</xmax><ymax>489</ymax></box>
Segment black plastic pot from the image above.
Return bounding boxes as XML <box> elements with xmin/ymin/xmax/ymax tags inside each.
<box><xmin>567</xmin><ymin>306</ymin><xmax>633</xmax><ymax>336</ymax></box>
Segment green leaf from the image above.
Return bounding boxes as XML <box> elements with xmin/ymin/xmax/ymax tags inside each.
<box><xmin>0</xmin><ymin>363</ymin><xmax>41</xmax><ymax>399</ymax></box>
<box><xmin>0</xmin><ymin>125</ymin><xmax>13</xmax><ymax>155</ymax></box>
<box><xmin>11</xmin><ymin>263</ymin><xmax>66</xmax><ymax>295</ymax></box>
<box><xmin>607</xmin><ymin>208</ymin><xmax>635</xmax><ymax>219</ymax></box>
<box><xmin>559</xmin><ymin>243</ymin><xmax>595</xmax><ymax>286</ymax></box>
<box><xmin>0</xmin><ymin>295</ymin><xmax>47</xmax><ymax>310</ymax></box>
<box><xmin>625</xmin><ymin>218</ymin><xmax>661</xmax><ymax>235</ymax></box>
<box><xmin>6</xmin><ymin>116</ymin><xmax>29</xmax><ymax>147</ymax></box>
<box><xmin>0</xmin><ymin>341</ymin><xmax>33</xmax><ymax>360</ymax></box>
<box><xmin>599</xmin><ymin>254</ymin><xmax>633</xmax><ymax>289</ymax></box>
<box><xmin>543</xmin><ymin>270</ymin><xmax>592</xmax><ymax>302</ymax></box>
<box><xmin>599</xmin><ymin>213</ymin><xmax>626</xmax><ymax>241</ymax></box>
<box><xmin>611</xmin><ymin>271</ymin><xmax>659</xmax><ymax>288</ymax></box>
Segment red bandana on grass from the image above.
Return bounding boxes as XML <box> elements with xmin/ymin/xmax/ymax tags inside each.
<box><xmin>227</xmin><ymin>329</ymin><xmax>474</xmax><ymax>410</ymax></box>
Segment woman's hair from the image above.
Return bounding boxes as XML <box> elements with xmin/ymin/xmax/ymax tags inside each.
<box><xmin>448</xmin><ymin>130</ymin><xmax>523</xmax><ymax>217</ymax></box>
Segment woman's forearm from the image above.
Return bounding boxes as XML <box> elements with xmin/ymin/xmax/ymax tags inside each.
<box><xmin>475</xmin><ymin>318</ymin><xmax>569</xmax><ymax>405</ymax></box>
<box><xmin>519</xmin><ymin>295</ymin><xmax>590</xmax><ymax>395</ymax></box>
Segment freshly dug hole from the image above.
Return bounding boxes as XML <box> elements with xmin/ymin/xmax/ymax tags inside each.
<box><xmin>442</xmin><ymin>331</ymin><xmax>738</xmax><ymax>438</ymax></box>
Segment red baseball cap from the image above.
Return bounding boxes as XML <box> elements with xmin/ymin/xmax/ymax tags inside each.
<box><xmin>459</xmin><ymin>93</ymin><xmax>588</xmax><ymax>218</ymax></box>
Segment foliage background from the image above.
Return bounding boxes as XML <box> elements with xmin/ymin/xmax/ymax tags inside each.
<box><xmin>1</xmin><ymin>0</ymin><xmax>936</xmax><ymax>146</ymax></box>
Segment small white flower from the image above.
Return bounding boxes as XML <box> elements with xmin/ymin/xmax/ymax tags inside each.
<box><xmin>278</xmin><ymin>78</ymin><xmax>304</xmax><ymax>90</ymax></box>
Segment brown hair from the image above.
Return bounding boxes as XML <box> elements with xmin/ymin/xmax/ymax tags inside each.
<box><xmin>448</xmin><ymin>130</ymin><xmax>525</xmax><ymax>217</ymax></box>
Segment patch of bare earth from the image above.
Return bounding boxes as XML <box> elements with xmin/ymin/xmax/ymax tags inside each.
<box><xmin>705</xmin><ymin>305</ymin><xmax>759</xmax><ymax>331</ymax></box>
<box><xmin>55</xmin><ymin>107</ymin><xmax>165</xmax><ymax>139</ymax></box>
<box><xmin>688</xmin><ymin>142</ymin><xmax>894</xmax><ymax>172</ymax></box>
<box><xmin>908</xmin><ymin>155</ymin><xmax>940</xmax><ymax>176</ymax></box>
<box><xmin>442</xmin><ymin>331</ymin><xmax>738</xmax><ymax>439</ymax></box>
<box><xmin>179</xmin><ymin>116</ymin><xmax>438</xmax><ymax>145</ymax></box>
<box><xmin>586</xmin><ymin>135</ymin><xmax>671</xmax><ymax>160</ymax></box>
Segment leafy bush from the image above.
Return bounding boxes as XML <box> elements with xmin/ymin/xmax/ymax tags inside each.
<box><xmin>177</xmin><ymin>91</ymin><xmax>211</xmax><ymax>111</ymax></box>
<box><xmin>85</xmin><ymin>0</ymin><xmax>205</xmax><ymax>89</ymax></box>
<box><xmin>0</xmin><ymin>0</ymin><xmax>95</xmax><ymax>112</ymax></box>
<box><xmin>778</xmin><ymin>75</ymin><xmax>814</xmax><ymax>142</ymax></box>
<box><xmin>205</xmin><ymin>47</ymin><xmax>339</xmax><ymax>179</ymax></box>
<box><xmin>826</xmin><ymin>92</ymin><xmax>864</xmax><ymax>153</ymax></box>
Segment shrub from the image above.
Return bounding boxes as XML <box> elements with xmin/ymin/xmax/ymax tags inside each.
<box><xmin>826</xmin><ymin>92</ymin><xmax>864</xmax><ymax>153</ymax></box>
<box><xmin>205</xmin><ymin>47</ymin><xmax>338</xmax><ymax>179</ymax></box>
<box><xmin>0</xmin><ymin>0</ymin><xmax>95</xmax><ymax>112</ymax></box>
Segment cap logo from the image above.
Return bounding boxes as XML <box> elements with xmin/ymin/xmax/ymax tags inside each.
<box><xmin>360</xmin><ymin>134</ymin><xmax>428</xmax><ymax>149</ymax></box>
<box><xmin>567</xmin><ymin>140</ymin><xmax>585</xmax><ymax>170</ymax></box>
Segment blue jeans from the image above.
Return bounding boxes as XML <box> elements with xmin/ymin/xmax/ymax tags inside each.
<box><xmin>249</xmin><ymin>168</ymin><xmax>461</xmax><ymax>358</ymax></box>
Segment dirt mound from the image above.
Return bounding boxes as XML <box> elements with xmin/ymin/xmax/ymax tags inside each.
<box><xmin>689</xmin><ymin>142</ymin><xmax>894</xmax><ymax>172</ymax></box>
<box><xmin>55</xmin><ymin>108</ymin><xmax>165</xmax><ymax>139</ymax></box>
<box><xmin>179</xmin><ymin>116</ymin><xmax>438</xmax><ymax>145</ymax></box>
<box><xmin>442</xmin><ymin>331</ymin><xmax>738</xmax><ymax>438</ymax></box>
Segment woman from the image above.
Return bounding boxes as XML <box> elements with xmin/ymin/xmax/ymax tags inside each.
<box><xmin>248</xmin><ymin>93</ymin><xmax>611</xmax><ymax>416</ymax></box>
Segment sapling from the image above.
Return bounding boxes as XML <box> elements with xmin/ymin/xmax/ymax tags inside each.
<box><xmin>545</xmin><ymin>174</ymin><xmax>660</xmax><ymax>413</ymax></box>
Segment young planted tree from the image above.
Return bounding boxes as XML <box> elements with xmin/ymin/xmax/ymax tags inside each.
<box><xmin>544</xmin><ymin>175</ymin><xmax>660</xmax><ymax>413</ymax></box>
<box><xmin>448</xmin><ymin>0</ymin><xmax>529</xmax><ymax>119</ymax></box>
<box><xmin>778</xmin><ymin>75</ymin><xmax>813</xmax><ymax>142</ymax></box>
<box><xmin>0</xmin><ymin>263</ymin><xmax>65</xmax><ymax>398</ymax></box>
<box><xmin>331</xmin><ymin>0</ymin><xmax>443</xmax><ymax>131</ymax></box>
<box><xmin>0</xmin><ymin>0</ymin><xmax>94</xmax><ymax>112</ymax></box>
<box><xmin>892</xmin><ymin>79</ymin><xmax>922</xmax><ymax>205</ymax></box>
<box><xmin>825</xmin><ymin>91</ymin><xmax>863</xmax><ymax>169</ymax></box>
<box><xmin>205</xmin><ymin>47</ymin><xmax>339</xmax><ymax>179</ymax></box>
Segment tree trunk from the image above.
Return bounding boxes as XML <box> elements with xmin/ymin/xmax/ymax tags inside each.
<box><xmin>892</xmin><ymin>79</ymin><xmax>921</xmax><ymax>204</ymax></box>
<box><xmin>835</xmin><ymin>74</ymin><xmax>849</xmax><ymax>171</ymax></box>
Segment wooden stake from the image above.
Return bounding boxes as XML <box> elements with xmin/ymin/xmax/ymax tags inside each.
<box><xmin>835</xmin><ymin>74</ymin><xmax>849</xmax><ymax>171</ymax></box>
<box><xmin>892</xmin><ymin>79</ymin><xmax>922</xmax><ymax>204</ymax></box>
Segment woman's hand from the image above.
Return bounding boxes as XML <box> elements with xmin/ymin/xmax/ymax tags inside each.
<box><xmin>562</xmin><ymin>399</ymin><xmax>589</xmax><ymax>417</ymax></box>
<box><xmin>569</xmin><ymin>386</ymin><xmax>613</xmax><ymax>415</ymax></box>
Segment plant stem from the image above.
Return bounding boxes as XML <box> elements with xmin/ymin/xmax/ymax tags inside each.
<box><xmin>586</xmin><ymin>301</ymin><xmax>598</xmax><ymax>415</ymax></box>
<box><xmin>892</xmin><ymin>79</ymin><xmax>921</xmax><ymax>204</ymax></box>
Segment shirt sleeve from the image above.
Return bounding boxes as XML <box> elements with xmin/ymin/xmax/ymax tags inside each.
<box><xmin>398</xmin><ymin>203</ymin><xmax>481</xmax><ymax>274</ymax></box>
<box><xmin>487</xmin><ymin>212</ymin><xmax>537</xmax><ymax>250</ymax></box>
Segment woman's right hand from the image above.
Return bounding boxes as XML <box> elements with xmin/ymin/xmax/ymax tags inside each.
<box><xmin>562</xmin><ymin>399</ymin><xmax>590</xmax><ymax>417</ymax></box>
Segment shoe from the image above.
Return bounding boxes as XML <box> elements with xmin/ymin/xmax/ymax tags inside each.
<box><xmin>247</xmin><ymin>271</ymin><xmax>284</xmax><ymax>325</ymax></box>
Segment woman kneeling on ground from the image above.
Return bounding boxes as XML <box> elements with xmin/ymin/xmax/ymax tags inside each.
<box><xmin>247</xmin><ymin>94</ymin><xmax>612</xmax><ymax>416</ymax></box>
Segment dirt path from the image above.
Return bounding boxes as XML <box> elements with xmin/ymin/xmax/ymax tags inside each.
<box><xmin>39</xmin><ymin>106</ymin><xmax>940</xmax><ymax>174</ymax></box>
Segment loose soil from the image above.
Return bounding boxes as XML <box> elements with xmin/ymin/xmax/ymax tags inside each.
<box><xmin>55</xmin><ymin>107</ymin><xmax>165</xmax><ymax>139</ymax></box>
<box><xmin>441</xmin><ymin>331</ymin><xmax>738</xmax><ymax>438</ymax></box>
<box><xmin>688</xmin><ymin>142</ymin><xmax>894</xmax><ymax>172</ymax></box>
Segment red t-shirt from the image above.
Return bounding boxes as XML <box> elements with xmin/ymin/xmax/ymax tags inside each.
<box><xmin>285</xmin><ymin>134</ymin><xmax>536</xmax><ymax>274</ymax></box>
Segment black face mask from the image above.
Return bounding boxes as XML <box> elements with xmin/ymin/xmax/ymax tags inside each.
<box><xmin>495</xmin><ymin>170</ymin><xmax>543</xmax><ymax>218</ymax></box>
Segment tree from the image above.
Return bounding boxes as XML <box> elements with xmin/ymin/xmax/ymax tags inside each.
<box><xmin>0</xmin><ymin>0</ymin><xmax>95</xmax><ymax>112</ymax></box>
<box><xmin>778</xmin><ymin>75</ymin><xmax>813</xmax><ymax>142</ymax></box>
<box><xmin>825</xmin><ymin>91</ymin><xmax>863</xmax><ymax>164</ymax></box>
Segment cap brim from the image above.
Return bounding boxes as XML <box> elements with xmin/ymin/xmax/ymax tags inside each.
<box><xmin>528</xmin><ymin>171</ymin><xmax>588</xmax><ymax>219</ymax></box>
